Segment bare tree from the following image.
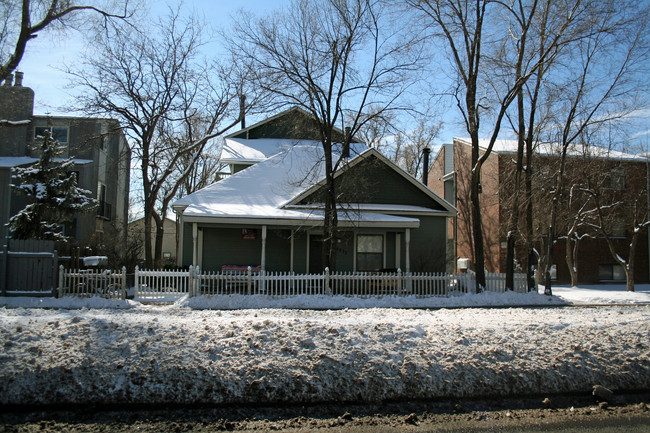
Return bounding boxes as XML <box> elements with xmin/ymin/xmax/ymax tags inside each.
<box><xmin>68</xmin><ymin>7</ymin><xmax>246</xmax><ymax>268</ymax></box>
<box><xmin>536</xmin><ymin>2</ymin><xmax>649</xmax><ymax>295</ymax></box>
<box><xmin>408</xmin><ymin>0</ymin><xmax>560</xmax><ymax>290</ymax></box>
<box><xmin>0</xmin><ymin>0</ymin><xmax>132</xmax><ymax>83</ymax></box>
<box><xmin>576</xmin><ymin>147</ymin><xmax>650</xmax><ymax>292</ymax></box>
<box><xmin>230</xmin><ymin>0</ymin><xmax>422</xmax><ymax>271</ymax></box>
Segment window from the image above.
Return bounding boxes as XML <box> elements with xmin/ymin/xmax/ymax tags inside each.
<box><xmin>608</xmin><ymin>169</ymin><xmax>626</xmax><ymax>190</ymax></box>
<box><xmin>356</xmin><ymin>234</ymin><xmax>383</xmax><ymax>272</ymax></box>
<box><xmin>100</xmin><ymin>135</ymin><xmax>109</xmax><ymax>152</ymax></box>
<box><xmin>598</xmin><ymin>264</ymin><xmax>625</xmax><ymax>281</ymax></box>
<box><xmin>97</xmin><ymin>183</ymin><xmax>111</xmax><ymax>220</ymax></box>
<box><xmin>610</xmin><ymin>218</ymin><xmax>627</xmax><ymax>238</ymax></box>
<box><xmin>35</xmin><ymin>126</ymin><xmax>69</xmax><ymax>143</ymax></box>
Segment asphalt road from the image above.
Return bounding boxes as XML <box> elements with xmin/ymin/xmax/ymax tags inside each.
<box><xmin>2</xmin><ymin>393</ymin><xmax>649</xmax><ymax>432</ymax></box>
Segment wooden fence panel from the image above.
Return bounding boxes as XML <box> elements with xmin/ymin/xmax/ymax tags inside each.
<box><xmin>1</xmin><ymin>240</ymin><xmax>57</xmax><ymax>295</ymax></box>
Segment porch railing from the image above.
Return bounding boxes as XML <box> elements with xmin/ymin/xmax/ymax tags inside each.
<box><xmin>57</xmin><ymin>266</ymin><xmax>529</xmax><ymax>300</ymax></box>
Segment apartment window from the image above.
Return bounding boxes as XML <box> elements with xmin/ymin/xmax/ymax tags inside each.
<box><xmin>97</xmin><ymin>183</ymin><xmax>111</xmax><ymax>220</ymax></box>
<box><xmin>356</xmin><ymin>234</ymin><xmax>383</xmax><ymax>272</ymax></box>
<box><xmin>599</xmin><ymin>264</ymin><xmax>625</xmax><ymax>281</ymax></box>
<box><xmin>609</xmin><ymin>169</ymin><xmax>626</xmax><ymax>190</ymax></box>
<box><xmin>35</xmin><ymin>126</ymin><xmax>69</xmax><ymax>143</ymax></box>
<box><xmin>610</xmin><ymin>218</ymin><xmax>627</xmax><ymax>238</ymax></box>
<box><xmin>100</xmin><ymin>135</ymin><xmax>109</xmax><ymax>152</ymax></box>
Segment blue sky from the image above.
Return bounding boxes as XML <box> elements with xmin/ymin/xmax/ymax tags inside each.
<box><xmin>15</xmin><ymin>0</ymin><xmax>649</xmax><ymax>151</ymax></box>
<box><xmin>18</xmin><ymin>0</ymin><xmax>286</xmax><ymax>114</ymax></box>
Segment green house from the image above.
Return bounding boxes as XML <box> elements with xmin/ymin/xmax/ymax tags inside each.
<box><xmin>172</xmin><ymin>109</ymin><xmax>456</xmax><ymax>274</ymax></box>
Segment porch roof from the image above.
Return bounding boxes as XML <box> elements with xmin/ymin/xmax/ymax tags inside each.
<box><xmin>181</xmin><ymin>207</ymin><xmax>420</xmax><ymax>228</ymax></box>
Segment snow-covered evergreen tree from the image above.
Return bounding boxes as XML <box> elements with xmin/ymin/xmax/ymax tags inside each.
<box><xmin>8</xmin><ymin>130</ymin><xmax>97</xmax><ymax>241</ymax></box>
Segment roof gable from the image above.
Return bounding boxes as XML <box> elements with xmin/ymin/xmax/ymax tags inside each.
<box><xmin>228</xmin><ymin>107</ymin><xmax>348</xmax><ymax>142</ymax></box>
<box><xmin>289</xmin><ymin>148</ymin><xmax>456</xmax><ymax>214</ymax></box>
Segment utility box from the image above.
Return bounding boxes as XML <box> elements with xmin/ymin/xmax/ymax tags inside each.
<box><xmin>457</xmin><ymin>257</ymin><xmax>470</xmax><ymax>272</ymax></box>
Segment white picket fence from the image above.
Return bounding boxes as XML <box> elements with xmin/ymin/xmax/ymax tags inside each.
<box><xmin>57</xmin><ymin>266</ymin><xmax>528</xmax><ymax>300</ymax></box>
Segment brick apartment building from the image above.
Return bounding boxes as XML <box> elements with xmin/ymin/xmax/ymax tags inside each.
<box><xmin>429</xmin><ymin>137</ymin><xmax>649</xmax><ymax>284</ymax></box>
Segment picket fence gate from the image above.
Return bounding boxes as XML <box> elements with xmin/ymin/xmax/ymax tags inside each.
<box><xmin>1</xmin><ymin>240</ymin><xmax>58</xmax><ymax>295</ymax></box>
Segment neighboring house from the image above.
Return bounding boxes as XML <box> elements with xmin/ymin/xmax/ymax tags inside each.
<box><xmin>172</xmin><ymin>109</ymin><xmax>456</xmax><ymax>274</ymax></box>
<box><xmin>128</xmin><ymin>217</ymin><xmax>178</xmax><ymax>264</ymax></box>
<box><xmin>429</xmin><ymin>137</ymin><xmax>649</xmax><ymax>284</ymax></box>
<box><xmin>0</xmin><ymin>73</ymin><xmax>131</xmax><ymax>250</ymax></box>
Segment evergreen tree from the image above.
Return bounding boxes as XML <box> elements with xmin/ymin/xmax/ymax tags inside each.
<box><xmin>8</xmin><ymin>130</ymin><xmax>97</xmax><ymax>241</ymax></box>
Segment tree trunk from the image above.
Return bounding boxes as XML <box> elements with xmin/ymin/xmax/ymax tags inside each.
<box><xmin>470</xmin><ymin>161</ymin><xmax>486</xmax><ymax>292</ymax></box>
<box><xmin>143</xmin><ymin>208</ymin><xmax>153</xmax><ymax>269</ymax></box>
<box><xmin>322</xmin><ymin>142</ymin><xmax>338</xmax><ymax>272</ymax></box>
<box><xmin>626</xmin><ymin>232</ymin><xmax>638</xmax><ymax>292</ymax></box>
<box><xmin>525</xmin><ymin>134</ymin><xmax>536</xmax><ymax>292</ymax></box>
<box><xmin>152</xmin><ymin>211</ymin><xmax>164</xmax><ymax>269</ymax></box>
<box><xmin>506</xmin><ymin>86</ymin><xmax>527</xmax><ymax>291</ymax></box>
<box><xmin>565</xmin><ymin>235</ymin><xmax>579</xmax><ymax>287</ymax></box>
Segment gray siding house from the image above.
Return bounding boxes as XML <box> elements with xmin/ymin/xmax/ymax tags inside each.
<box><xmin>0</xmin><ymin>73</ymin><xmax>130</xmax><ymax>250</ymax></box>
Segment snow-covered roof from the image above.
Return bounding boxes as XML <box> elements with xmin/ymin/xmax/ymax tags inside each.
<box><xmin>220</xmin><ymin>138</ymin><xmax>317</xmax><ymax>164</ymax></box>
<box><xmin>0</xmin><ymin>156</ymin><xmax>37</xmax><ymax>168</ymax></box>
<box><xmin>454</xmin><ymin>137</ymin><xmax>646</xmax><ymax>161</ymax></box>
<box><xmin>220</xmin><ymin>138</ymin><xmax>368</xmax><ymax>165</ymax></box>
<box><xmin>174</xmin><ymin>143</ymin><xmax>440</xmax><ymax>227</ymax></box>
<box><xmin>0</xmin><ymin>156</ymin><xmax>93</xmax><ymax>168</ymax></box>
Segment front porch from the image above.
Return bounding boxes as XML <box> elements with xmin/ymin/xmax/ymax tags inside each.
<box><xmin>180</xmin><ymin>222</ymin><xmax>423</xmax><ymax>274</ymax></box>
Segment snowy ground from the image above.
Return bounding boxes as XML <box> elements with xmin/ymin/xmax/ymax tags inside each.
<box><xmin>1</xmin><ymin>284</ymin><xmax>649</xmax><ymax>406</ymax></box>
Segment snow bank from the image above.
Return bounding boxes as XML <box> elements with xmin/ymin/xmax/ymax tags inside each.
<box><xmin>1</xmin><ymin>302</ymin><xmax>649</xmax><ymax>406</ymax></box>
<box><xmin>178</xmin><ymin>291</ymin><xmax>565</xmax><ymax>310</ymax></box>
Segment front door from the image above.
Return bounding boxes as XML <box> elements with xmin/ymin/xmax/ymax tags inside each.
<box><xmin>308</xmin><ymin>235</ymin><xmax>323</xmax><ymax>273</ymax></box>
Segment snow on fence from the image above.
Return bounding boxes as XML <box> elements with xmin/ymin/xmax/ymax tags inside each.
<box><xmin>57</xmin><ymin>266</ymin><xmax>529</xmax><ymax>300</ymax></box>
<box><xmin>58</xmin><ymin>266</ymin><xmax>127</xmax><ymax>300</ymax></box>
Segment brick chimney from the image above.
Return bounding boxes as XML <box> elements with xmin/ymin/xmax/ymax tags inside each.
<box><xmin>14</xmin><ymin>71</ymin><xmax>23</xmax><ymax>86</ymax></box>
<box><xmin>0</xmin><ymin>72</ymin><xmax>35</xmax><ymax>156</ymax></box>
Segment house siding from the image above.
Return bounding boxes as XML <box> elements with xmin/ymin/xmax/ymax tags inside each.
<box><xmin>301</xmin><ymin>154</ymin><xmax>447</xmax><ymax>210</ymax></box>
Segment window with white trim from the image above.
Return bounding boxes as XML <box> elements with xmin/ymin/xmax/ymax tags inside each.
<box><xmin>356</xmin><ymin>234</ymin><xmax>383</xmax><ymax>272</ymax></box>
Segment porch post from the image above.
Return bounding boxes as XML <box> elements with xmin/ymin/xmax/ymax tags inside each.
<box><xmin>261</xmin><ymin>225</ymin><xmax>267</xmax><ymax>270</ymax></box>
<box><xmin>396</xmin><ymin>233</ymin><xmax>401</xmax><ymax>269</ymax></box>
<box><xmin>197</xmin><ymin>228</ymin><xmax>203</xmax><ymax>269</ymax></box>
<box><xmin>405</xmin><ymin>228</ymin><xmax>411</xmax><ymax>273</ymax></box>
<box><xmin>177</xmin><ymin>213</ymin><xmax>183</xmax><ymax>266</ymax></box>
<box><xmin>290</xmin><ymin>229</ymin><xmax>295</xmax><ymax>273</ymax></box>
<box><xmin>192</xmin><ymin>223</ymin><xmax>198</xmax><ymax>266</ymax></box>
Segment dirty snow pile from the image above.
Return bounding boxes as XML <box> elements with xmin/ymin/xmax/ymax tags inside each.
<box><xmin>1</xmin><ymin>299</ymin><xmax>649</xmax><ymax>406</ymax></box>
